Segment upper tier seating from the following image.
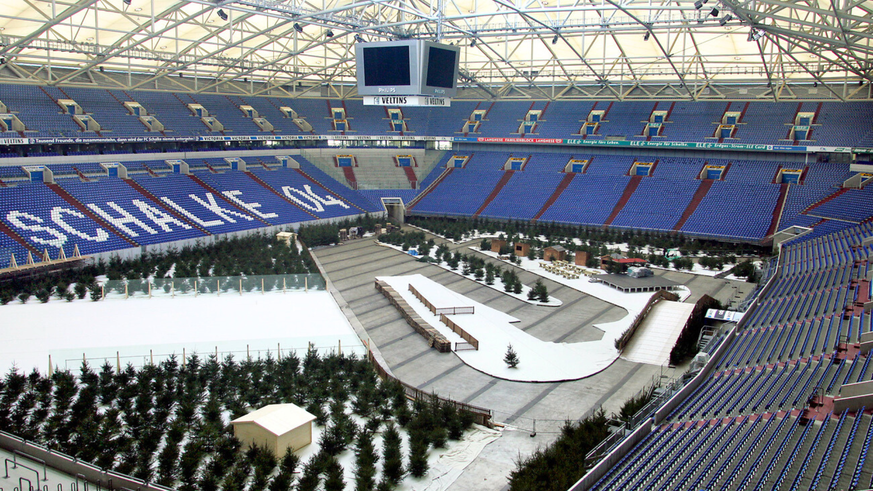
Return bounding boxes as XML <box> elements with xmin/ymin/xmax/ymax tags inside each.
<box><xmin>4</xmin><ymin>84</ymin><xmax>873</xmax><ymax>145</ymax></box>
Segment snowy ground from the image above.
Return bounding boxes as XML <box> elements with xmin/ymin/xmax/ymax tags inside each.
<box><xmin>376</xmin><ymin>242</ymin><xmax>562</xmax><ymax>307</ymax></box>
<box><xmin>1</xmin><ymin>287</ymin><xmax>501</xmax><ymax>491</ymax></box>
<box><xmin>379</xmin><ymin>275</ymin><xmax>623</xmax><ymax>382</ymax></box>
<box><xmin>620</xmin><ymin>301</ymin><xmax>696</xmax><ymax>366</ymax></box>
<box><xmin>0</xmin><ymin>290</ymin><xmax>366</xmax><ymax>374</ymax></box>
<box><xmin>474</xmin><ymin>250</ymin><xmax>694</xmax><ymax>366</ymax></box>
<box><xmin>298</xmin><ymin>416</ymin><xmax>501</xmax><ymax>491</ymax></box>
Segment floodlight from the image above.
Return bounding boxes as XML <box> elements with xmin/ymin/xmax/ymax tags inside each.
<box><xmin>217</xmin><ymin>9</ymin><xmax>228</xmax><ymax>21</ymax></box>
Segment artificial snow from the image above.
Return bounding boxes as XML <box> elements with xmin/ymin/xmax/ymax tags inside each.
<box><xmin>620</xmin><ymin>301</ymin><xmax>696</xmax><ymax>366</ymax></box>
<box><xmin>474</xmin><ymin>250</ymin><xmax>695</xmax><ymax>367</ymax></box>
<box><xmin>379</xmin><ymin>274</ymin><xmax>623</xmax><ymax>382</ymax></box>
<box><xmin>0</xmin><ymin>290</ymin><xmax>366</xmax><ymax>374</ymax></box>
<box><xmin>0</xmin><ymin>287</ymin><xmax>502</xmax><ymax>491</ymax></box>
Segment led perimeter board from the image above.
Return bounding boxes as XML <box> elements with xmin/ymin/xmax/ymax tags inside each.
<box><xmin>355</xmin><ymin>40</ymin><xmax>460</xmax><ymax>98</ymax></box>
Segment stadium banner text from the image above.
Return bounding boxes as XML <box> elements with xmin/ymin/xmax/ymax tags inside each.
<box><xmin>5</xmin><ymin>134</ymin><xmax>852</xmax><ymax>154</ymax></box>
<box><xmin>362</xmin><ymin>96</ymin><xmax>451</xmax><ymax>107</ymax></box>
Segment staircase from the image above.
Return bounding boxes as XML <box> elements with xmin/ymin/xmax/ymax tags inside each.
<box><xmin>603</xmin><ymin>175</ymin><xmax>642</xmax><ymax>226</ymax></box>
<box><xmin>45</xmin><ymin>183</ymin><xmax>139</xmax><ymax>247</ymax></box>
<box><xmin>673</xmin><ymin>180</ymin><xmax>714</xmax><ymax>231</ymax></box>
<box><xmin>788</xmin><ymin>102</ymin><xmax>804</xmax><ymax>140</ymax></box>
<box><xmin>772</xmin><ymin>164</ymin><xmax>784</xmax><ymax>184</ymax></box>
<box><xmin>767</xmin><ymin>183</ymin><xmax>791</xmax><ymax>236</ymax></box>
<box><xmin>0</xmin><ymin>222</ymin><xmax>42</xmax><ymax>256</ymax></box>
<box><xmin>244</xmin><ymin>171</ymin><xmax>319</xmax><ymax>219</ymax></box>
<box><xmin>402</xmin><ymin>166</ymin><xmax>418</xmax><ymax>189</ymax></box>
<box><xmin>804</xmin><ymin>188</ymin><xmax>849</xmax><ymax>214</ymax></box>
<box><xmin>473</xmin><ymin>171</ymin><xmax>515</xmax><ymax>217</ymax></box>
<box><xmin>123</xmin><ymin>179</ymin><xmax>211</xmax><ymax>235</ymax></box>
<box><xmin>341</xmin><ymin>166</ymin><xmax>357</xmax><ymax>189</ymax></box>
<box><xmin>142</xmin><ymin>164</ymin><xmax>161</xmax><ymax>178</ymax></box>
<box><xmin>187</xmin><ymin>175</ymin><xmax>271</xmax><ymax>225</ymax></box>
<box><xmin>105</xmin><ymin>90</ymin><xmax>125</xmax><ymax>106</ymax></box>
<box><xmin>721</xmin><ymin>161</ymin><xmax>732</xmax><ymax>180</ymax></box>
<box><xmin>406</xmin><ymin>168</ymin><xmax>453</xmax><ymax>210</ymax></box>
<box><xmin>533</xmin><ymin>173</ymin><xmax>576</xmax><ymax>221</ymax></box>
<box><xmin>73</xmin><ymin>167</ymin><xmax>91</xmax><ymax>182</ymax></box>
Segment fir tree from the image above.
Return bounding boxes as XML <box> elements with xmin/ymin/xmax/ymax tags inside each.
<box><xmin>354</xmin><ymin>429</ymin><xmax>379</xmax><ymax>491</ymax></box>
<box><xmin>323</xmin><ymin>456</ymin><xmax>346</xmax><ymax>491</ymax></box>
<box><xmin>408</xmin><ymin>429</ymin><xmax>429</xmax><ymax>478</ymax></box>
<box><xmin>485</xmin><ymin>268</ymin><xmax>495</xmax><ymax>285</ymax></box>
<box><xmin>380</xmin><ymin>422</ymin><xmax>404</xmax><ymax>486</ymax></box>
<box><xmin>504</xmin><ymin>344</ymin><xmax>520</xmax><ymax>368</ymax></box>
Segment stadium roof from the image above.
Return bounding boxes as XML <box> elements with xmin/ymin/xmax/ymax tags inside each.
<box><xmin>0</xmin><ymin>0</ymin><xmax>871</xmax><ymax>100</ymax></box>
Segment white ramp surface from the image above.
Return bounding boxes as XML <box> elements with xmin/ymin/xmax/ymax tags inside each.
<box><xmin>621</xmin><ymin>300</ymin><xmax>696</xmax><ymax>366</ymax></box>
<box><xmin>378</xmin><ymin>274</ymin><xmax>626</xmax><ymax>382</ymax></box>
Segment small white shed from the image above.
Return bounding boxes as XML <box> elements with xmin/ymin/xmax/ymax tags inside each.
<box><xmin>231</xmin><ymin>403</ymin><xmax>316</xmax><ymax>458</ymax></box>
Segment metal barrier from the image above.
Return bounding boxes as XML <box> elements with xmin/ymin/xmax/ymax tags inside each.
<box><xmin>4</xmin><ymin>459</ymin><xmax>41</xmax><ymax>485</ymax></box>
<box><xmin>0</xmin><ymin>432</ymin><xmax>173</xmax><ymax>491</ymax></box>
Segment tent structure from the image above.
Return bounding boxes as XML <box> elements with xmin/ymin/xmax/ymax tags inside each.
<box><xmin>231</xmin><ymin>403</ymin><xmax>317</xmax><ymax>458</ymax></box>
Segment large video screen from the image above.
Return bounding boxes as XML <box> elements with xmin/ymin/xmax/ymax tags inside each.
<box><xmin>355</xmin><ymin>40</ymin><xmax>421</xmax><ymax>96</ymax></box>
<box><xmin>362</xmin><ymin>45</ymin><xmax>411</xmax><ymax>86</ymax></box>
<box><xmin>425</xmin><ymin>46</ymin><xmax>458</xmax><ymax>88</ymax></box>
<box><xmin>355</xmin><ymin>40</ymin><xmax>459</xmax><ymax>98</ymax></box>
<box><xmin>420</xmin><ymin>42</ymin><xmax>460</xmax><ymax>97</ymax></box>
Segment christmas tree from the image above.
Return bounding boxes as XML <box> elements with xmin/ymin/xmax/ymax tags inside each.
<box><xmin>504</xmin><ymin>344</ymin><xmax>520</xmax><ymax>368</ymax></box>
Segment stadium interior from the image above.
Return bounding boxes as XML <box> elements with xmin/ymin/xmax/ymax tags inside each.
<box><xmin>1</xmin><ymin>0</ymin><xmax>873</xmax><ymax>489</ymax></box>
